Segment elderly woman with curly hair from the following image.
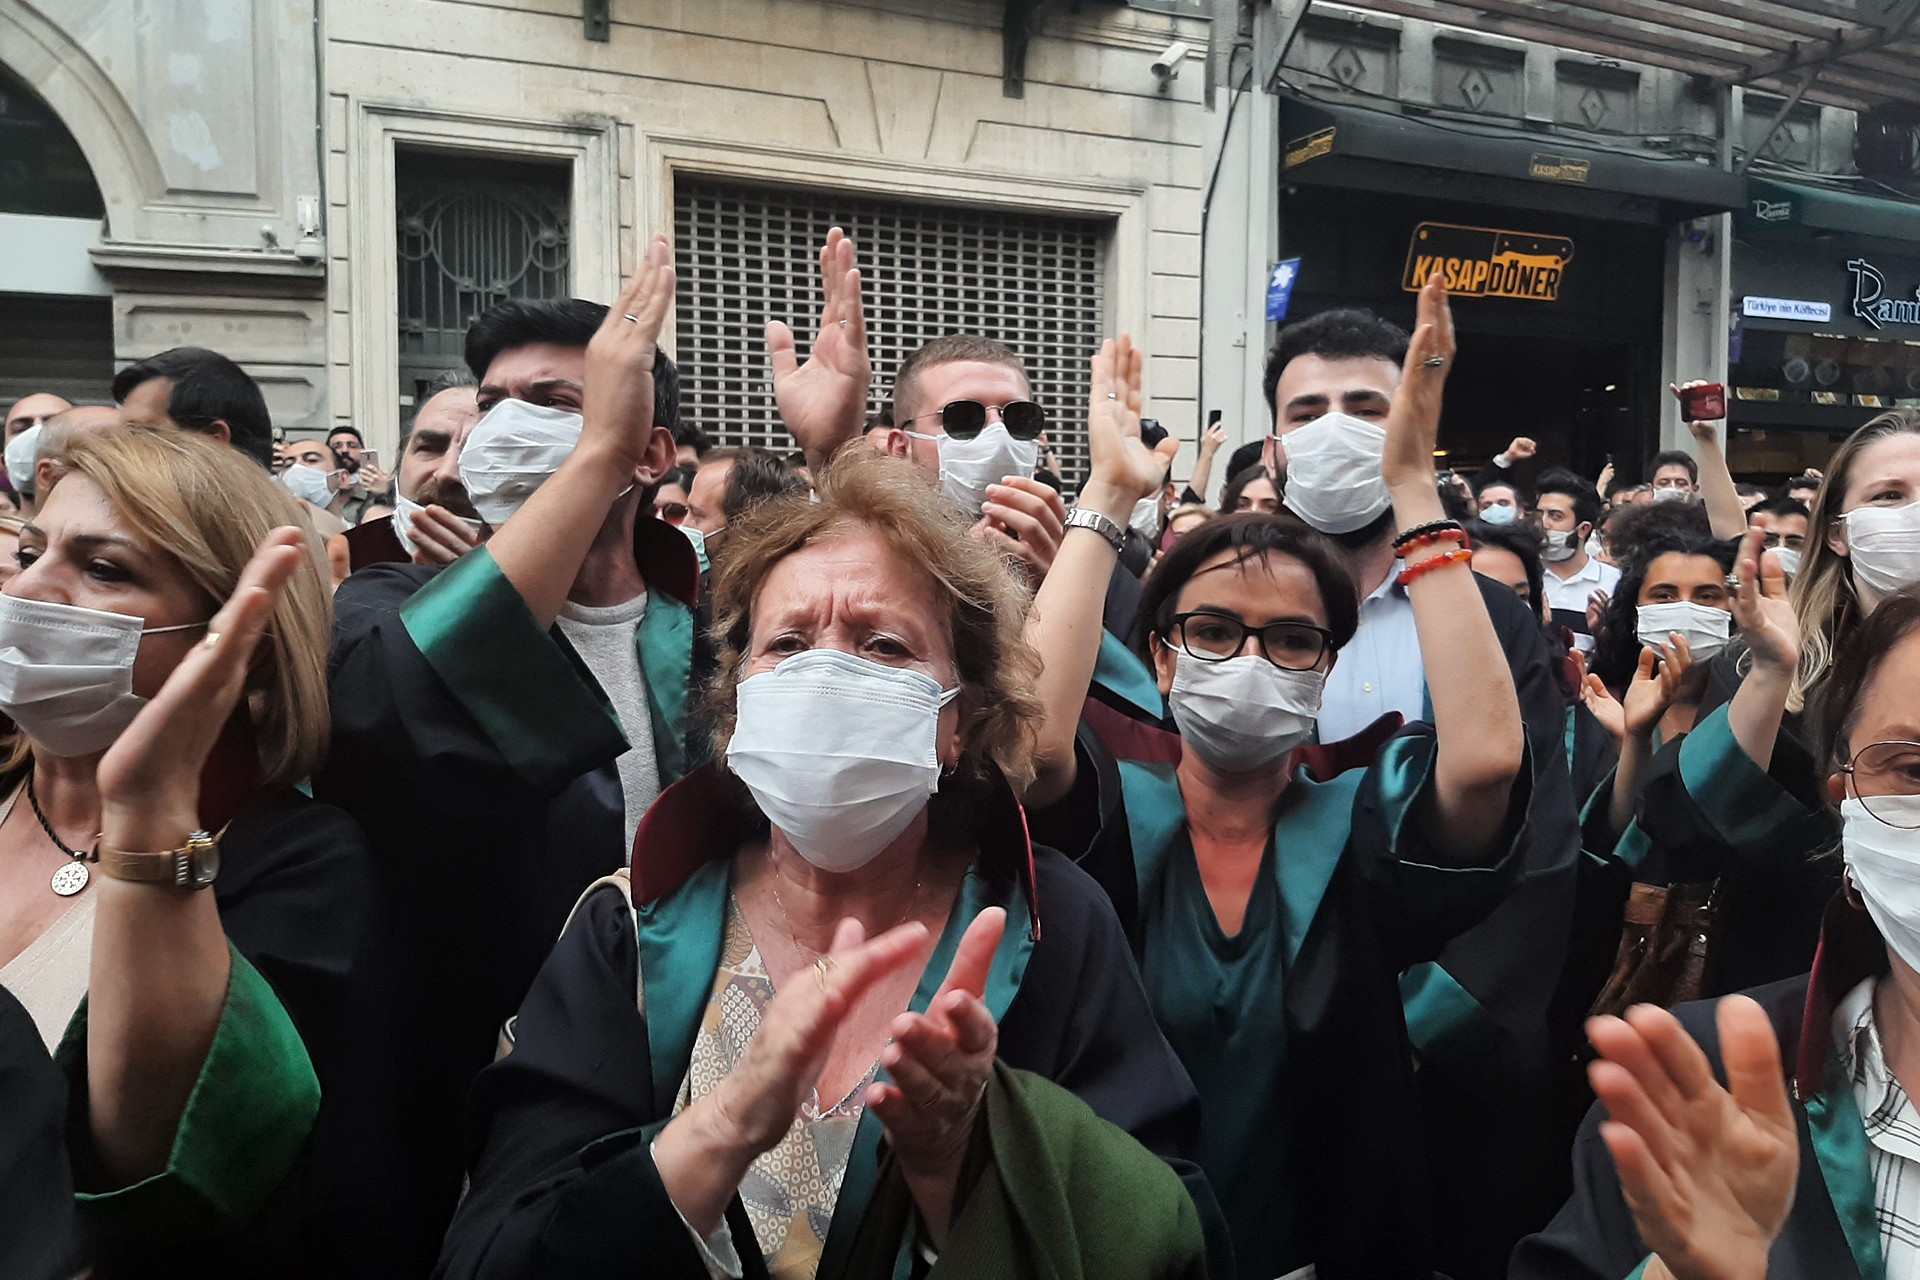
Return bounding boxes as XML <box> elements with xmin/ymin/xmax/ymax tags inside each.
<box><xmin>439</xmin><ymin>448</ymin><xmax>1220</xmax><ymax>1280</ymax></box>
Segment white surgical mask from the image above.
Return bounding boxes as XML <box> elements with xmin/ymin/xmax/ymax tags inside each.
<box><xmin>727</xmin><ymin>649</ymin><xmax>959</xmax><ymax>873</ymax></box>
<box><xmin>391</xmin><ymin>493</ymin><xmax>425</xmax><ymax>557</ymax></box>
<box><xmin>281</xmin><ymin>463</ymin><xmax>335</xmax><ymax>508</ymax></box>
<box><xmin>1167</xmin><ymin>652</ymin><xmax>1324</xmax><ymax>774</ymax></box>
<box><xmin>1845</xmin><ymin>501</ymin><xmax>1920</xmax><ymax>599</ymax></box>
<box><xmin>1129</xmin><ymin>496</ymin><xmax>1163</xmax><ymax>543</ymax></box>
<box><xmin>1635</xmin><ymin>600</ymin><xmax>1732</xmax><ymax>663</ymax></box>
<box><xmin>1277</xmin><ymin>413</ymin><xmax>1392</xmax><ymax>535</ymax></box>
<box><xmin>1651</xmin><ymin>487</ymin><xmax>1688</xmax><ymax>504</ymax></box>
<box><xmin>1542</xmin><ymin>529</ymin><xmax>1579</xmax><ymax>563</ymax></box>
<box><xmin>459</xmin><ymin>399</ymin><xmax>585</xmax><ymax>527</ymax></box>
<box><xmin>1480</xmin><ymin>504</ymin><xmax>1518</xmax><ymax>527</ymax></box>
<box><xmin>909</xmin><ymin>425</ymin><xmax>1038</xmax><ymax>516</ymax></box>
<box><xmin>5</xmin><ymin>424</ymin><xmax>41</xmax><ymax>495</ymax></box>
<box><xmin>1774</xmin><ymin>547</ymin><xmax>1802</xmax><ymax>578</ymax></box>
<box><xmin>1585</xmin><ymin>533</ymin><xmax>1606</xmax><ymax>561</ymax></box>
<box><xmin>1842</xmin><ymin>796</ymin><xmax>1920</xmax><ymax>977</ymax></box>
<box><xmin>0</xmin><ymin>596</ymin><xmax>204</xmax><ymax>757</ymax></box>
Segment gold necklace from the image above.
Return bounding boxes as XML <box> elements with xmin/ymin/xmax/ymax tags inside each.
<box><xmin>764</xmin><ymin>854</ymin><xmax>924</xmax><ymax>962</ymax></box>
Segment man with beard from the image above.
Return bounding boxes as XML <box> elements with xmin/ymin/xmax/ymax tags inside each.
<box><xmin>330</xmin><ymin>370</ymin><xmax>485</xmax><ymax>578</ymax></box>
<box><xmin>314</xmin><ymin>246</ymin><xmax>705</xmax><ymax>1267</ymax></box>
<box><xmin>1260</xmin><ymin>307</ymin><xmax>1584</xmax><ymax>1280</ymax></box>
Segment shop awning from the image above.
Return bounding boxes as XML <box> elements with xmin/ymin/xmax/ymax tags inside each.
<box><xmin>1738</xmin><ymin>176</ymin><xmax>1920</xmax><ymax>245</ymax></box>
<box><xmin>1278</xmin><ymin>97</ymin><xmax>1748</xmax><ymax>225</ymax></box>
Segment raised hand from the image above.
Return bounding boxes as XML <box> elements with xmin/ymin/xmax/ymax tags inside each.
<box><xmin>357</xmin><ymin>463</ymin><xmax>393</xmax><ymax>495</ymax></box>
<box><xmin>98</xmin><ymin>528</ymin><xmax>309</xmax><ymax>848</ymax></box>
<box><xmin>767</xmin><ymin>227</ymin><xmax>872</xmax><ymax>469</ymax></box>
<box><xmin>1381</xmin><ymin>273</ymin><xmax>1456</xmax><ymax>492</ymax></box>
<box><xmin>1582</xmin><ymin>673</ymin><xmax>1626</xmax><ymax>745</ymax></box>
<box><xmin>1597</xmin><ymin>460</ymin><xmax>1616</xmax><ymax>497</ymax></box>
<box><xmin>1200</xmin><ymin>421</ymin><xmax>1227</xmax><ymax>457</ymax></box>
<box><xmin>1732</xmin><ymin>528</ymin><xmax>1797</xmax><ymax>677</ymax></box>
<box><xmin>583</xmin><ymin>235</ymin><xmax>676</xmax><ymax>475</ymax></box>
<box><xmin>1622</xmin><ymin>639</ymin><xmax>1692</xmax><ymax>740</ymax></box>
<box><xmin>1587</xmin><ymin>999</ymin><xmax>1798</xmax><ymax>1280</ymax></box>
<box><xmin>867</xmin><ymin>907</ymin><xmax>1007</xmax><ymax>1243</ymax></box>
<box><xmin>1077</xmin><ymin>334</ymin><xmax>1179</xmax><ymax>520</ymax></box>
<box><xmin>978</xmin><ymin>477</ymin><xmax>1066</xmax><ymax>584</ymax></box>
<box><xmin>1503</xmin><ymin>436</ymin><xmax>1537</xmax><ymax>463</ymax></box>
<box><xmin>410</xmin><ymin>505</ymin><xmax>483</xmax><ymax>566</ymax></box>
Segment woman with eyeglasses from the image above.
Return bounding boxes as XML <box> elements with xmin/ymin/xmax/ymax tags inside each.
<box><xmin>1022</xmin><ymin>278</ymin><xmax>1533</xmax><ymax>1280</ymax></box>
<box><xmin>1514</xmin><ymin>580</ymin><xmax>1920</xmax><ymax>1280</ymax></box>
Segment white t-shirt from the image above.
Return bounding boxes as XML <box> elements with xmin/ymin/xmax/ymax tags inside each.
<box><xmin>556</xmin><ymin>594</ymin><xmax>662</xmax><ymax>857</ymax></box>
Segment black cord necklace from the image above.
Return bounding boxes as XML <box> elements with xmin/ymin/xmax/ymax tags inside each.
<box><xmin>27</xmin><ymin>770</ymin><xmax>96</xmax><ymax>897</ymax></box>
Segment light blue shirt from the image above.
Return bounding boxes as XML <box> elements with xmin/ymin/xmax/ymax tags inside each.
<box><xmin>1319</xmin><ymin>569</ymin><xmax>1427</xmax><ymax>742</ymax></box>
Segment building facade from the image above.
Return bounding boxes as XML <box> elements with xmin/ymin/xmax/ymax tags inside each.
<box><xmin>3</xmin><ymin>0</ymin><xmax>1213</xmax><ymax>478</ymax></box>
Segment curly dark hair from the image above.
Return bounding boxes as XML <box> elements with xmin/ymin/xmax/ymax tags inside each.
<box><xmin>1590</xmin><ymin>520</ymin><xmax>1736</xmax><ymax>693</ymax></box>
<box><xmin>1599</xmin><ymin>498</ymin><xmax>1714</xmax><ymax>574</ymax></box>
<box><xmin>1260</xmin><ymin>308</ymin><xmax>1409</xmax><ymax>422</ymax></box>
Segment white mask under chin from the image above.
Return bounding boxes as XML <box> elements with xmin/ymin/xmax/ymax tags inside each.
<box><xmin>1129</xmin><ymin>495</ymin><xmax>1164</xmax><ymax>543</ymax></box>
<box><xmin>459</xmin><ymin>399</ymin><xmax>586</xmax><ymax>527</ymax></box>
<box><xmin>727</xmin><ymin>649</ymin><xmax>960</xmax><ymax>873</ymax></box>
<box><xmin>1845</xmin><ymin>500</ymin><xmax>1920</xmax><ymax>598</ymax></box>
<box><xmin>1167</xmin><ymin>652</ymin><xmax>1323</xmax><ymax>773</ymax></box>
<box><xmin>1277</xmin><ymin>412</ymin><xmax>1392</xmax><ymax>535</ymax></box>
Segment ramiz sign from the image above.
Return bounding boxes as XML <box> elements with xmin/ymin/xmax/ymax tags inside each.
<box><xmin>1402</xmin><ymin>222</ymin><xmax>1574</xmax><ymax>302</ymax></box>
<box><xmin>1849</xmin><ymin>258</ymin><xmax>1920</xmax><ymax>329</ymax></box>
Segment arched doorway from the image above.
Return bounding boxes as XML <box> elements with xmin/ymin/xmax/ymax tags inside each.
<box><xmin>0</xmin><ymin>60</ymin><xmax>113</xmax><ymax>407</ymax></box>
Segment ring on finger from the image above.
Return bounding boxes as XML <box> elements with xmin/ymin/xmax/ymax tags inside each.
<box><xmin>623</xmin><ymin>313</ymin><xmax>641</xmax><ymax>324</ymax></box>
<box><xmin>1423</xmin><ymin>355</ymin><xmax>1447</xmax><ymax>369</ymax></box>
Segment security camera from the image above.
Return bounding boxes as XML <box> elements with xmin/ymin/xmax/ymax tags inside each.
<box><xmin>1151</xmin><ymin>41</ymin><xmax>1191</xmax><ymax>82</ymax></box>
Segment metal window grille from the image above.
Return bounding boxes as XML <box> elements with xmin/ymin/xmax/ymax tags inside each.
<box><xmin>673</xmin><ymin>179</ymin><xmax>1109</xmax><ymax>481</ymax></box>
<box><xmin>395</xmin><ymin>149</ymin><xmax>571</xmax><ymax>420</ymax></box>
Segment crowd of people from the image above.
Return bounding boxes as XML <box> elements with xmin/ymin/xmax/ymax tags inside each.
<box><xmin>2</xmin><ymin>225</ymin><xmax>1919</xmax><ymax>1280</ymax></box>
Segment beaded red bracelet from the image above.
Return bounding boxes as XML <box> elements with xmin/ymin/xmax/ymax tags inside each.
<box><xmin>1396</xmin><ymin>526</ymin><xmax>1469</xmax><ymax>556</ymax></box>
<box><xmin>1396</xmin><ymin>546</ymin><xmax>1474</xmax><ymax>587</ymax></box>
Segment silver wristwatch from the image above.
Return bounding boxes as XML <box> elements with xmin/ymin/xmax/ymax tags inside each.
<box><xmin>1064</xmin><ymin>506</ymin><xmax>1126</xmax><ymax>553</ymax></box>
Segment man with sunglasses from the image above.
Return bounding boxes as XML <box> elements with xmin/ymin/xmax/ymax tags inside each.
<box><xmin>769</xmin><ymin>231</ymin><xmax>1070</xmax><ymax>584</ymax></box>
<box><xmin>1261</xmin><ymin>304</ymin><xmax>1586</xmax><ymax>1278</ymax></box>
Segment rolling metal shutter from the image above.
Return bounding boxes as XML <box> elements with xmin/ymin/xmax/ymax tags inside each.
<box><xmin>673</xmin><ymin>178</ymin><xmax>1108</xmax><ymax>481</ymax></box>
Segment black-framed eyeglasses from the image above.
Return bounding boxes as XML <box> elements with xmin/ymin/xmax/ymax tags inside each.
<box><xmin>1166</xmin><ymin>609</ymin><xmax>1334</xmax><ymax>670</ymax></box>
<box><xmin>1842</xmin><ymin>740</ymin><xmax>1920</xmax><ymax>829</ymax></box>
<box><xmin>907</xmin><ymin>399</ymin><xmax>1047</xmax><ymax>442</ymax></box>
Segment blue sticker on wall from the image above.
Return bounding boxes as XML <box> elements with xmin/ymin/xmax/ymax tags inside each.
<box><xmin>1266</xmin><ymin>258</ymin><xmax>1300</xmax><ymax>322</ymax></box>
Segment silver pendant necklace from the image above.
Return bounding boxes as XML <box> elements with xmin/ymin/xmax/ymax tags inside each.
<box><xmin>27</xmin><ymin>771</ymin><xmax>97</xmax><ymax>897</ymax></box>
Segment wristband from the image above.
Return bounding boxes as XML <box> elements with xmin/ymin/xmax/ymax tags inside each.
<box><xmin>1397</xmin><ymin>547</ymin><xmax>1474</xmax><ymax>588</ymax></box>
<box><xmin>1064</xmin><ymin>506</ymin><xmax>1126</xmax><ymax>553</ymax></box>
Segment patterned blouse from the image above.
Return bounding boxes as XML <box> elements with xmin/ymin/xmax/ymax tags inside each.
<box><xmin>672</xmin><ymin>897</ymin><xmax>882</xmax><ymax>1280</ymax></box>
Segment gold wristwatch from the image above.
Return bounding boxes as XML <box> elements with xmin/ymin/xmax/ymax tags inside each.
<box><xmin>98</xmin><ymin>830</ymin><xmax>221</xmax><ymax>890</ymax></box>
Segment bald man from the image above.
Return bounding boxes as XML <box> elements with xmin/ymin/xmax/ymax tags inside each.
<box><xmin>4</xmin><ymin>393</ymin><xmax>69</xmax><ymax>441</ymax></box>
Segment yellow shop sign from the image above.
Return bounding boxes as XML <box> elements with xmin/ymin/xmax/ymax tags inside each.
<box><xmin>1402</xmin><ymin>221</ymin><xmax>1574</xmax><ymax>302</ymax></box>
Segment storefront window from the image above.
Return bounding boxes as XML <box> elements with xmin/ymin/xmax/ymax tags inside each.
<box><xmin>1732</xmin><ymin>328</ymin><xmax>1920</xmax><ymax>411</ymax></box>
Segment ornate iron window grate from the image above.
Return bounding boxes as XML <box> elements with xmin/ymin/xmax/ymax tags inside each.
<box><xmin>672</xmin><ymin>178</ymin><xmax>1108</xmax><ymax>481</ymax></box>
<box><xmin>395</xmin><ymin>149</ymin><xmax>571</xmax><ymax>419</ymax></box>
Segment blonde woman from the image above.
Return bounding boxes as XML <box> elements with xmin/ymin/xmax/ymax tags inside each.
<box><xmin>0</xmin><ymin>428</ymin><xmax>384</xmax><ymax>1275</ymax></box>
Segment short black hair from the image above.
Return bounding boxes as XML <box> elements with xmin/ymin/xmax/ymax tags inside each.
<box><xmin>716</xmin><ymin>447</ymin><xmax>808</xmax><ymax>524</ymax></box>
<box><xmin>1650</xmin><ymin>449</ymin><xmax>1698</xmax><ymax>483</ymax></box>
<box><xmin>1735</xmin><ymin>481</ymin><xmax>1769</xmax><ymax>501</ymax></box>
<box><xmin>1261</xmin><ymin>308</ymin><xmax>1409</xmax><ymax>421</ymax></box>
<box><xmin>1534</xmin><ymin>466</ymin><xmax>1602</xmax><ymax>528</ymax></box>
<box><xmin>1785</xmin><ymin>473</ymin><xmax>1821</xmax><ymax>495</ymax></box>
<box><xmin>1132</xmin><ymin>513</ymin><xmax>1360</xmax><ymax>667</ymax></box>
<box><xmin>327</xmin><ymin>425</ymin><xmax>365</xmax><ymax>445</ymax></box>
<box><xmin>1475</xmin><ymin>474</ymin><xmax>1532</xmax><ymax>508</ymax></box>
<box><xmin>1465</xmin><ymin>517</ymin><xmax>1546</xmax><ymax>619</ymax></box>
<box><xmin>1755</xmin><ymin>495</ymin><xmax>1811</xmax><ymax>522</ymax></box>
<box><xmin>1223</xmin><ymin>440</ymin><xmax>1264</xmax><ymax>492</ymax></box>
<box><xmin>675</xmin><ymin>421</ymin><xmax>712</xmax><ymax>455</ymax></box>
<box><xmin>463</xmin><ymin>297</ymin><xmax>680</xmax><ymax>436</ymax></box>
<box><xmin>111</xmin><ymin>347</ymin><xmax>273</xmax><ymax>469</ymax></box>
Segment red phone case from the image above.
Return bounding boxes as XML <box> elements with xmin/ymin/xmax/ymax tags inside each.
<box><xmin>1680</xmin><ymin>383</ymin><xmax>1726</xmax><ymax>421</ymax></box>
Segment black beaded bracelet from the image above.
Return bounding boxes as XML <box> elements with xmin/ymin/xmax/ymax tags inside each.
<box><xmin>1391</xmin><ymin>519</ymin><xmax>1463</xmax><ymax>552</ymax></box>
